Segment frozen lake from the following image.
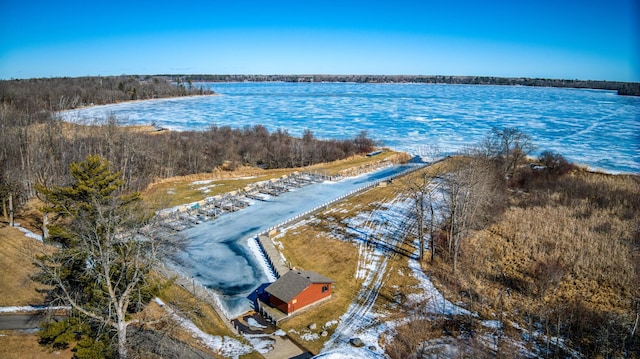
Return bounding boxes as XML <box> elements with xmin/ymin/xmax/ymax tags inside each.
<box><xmin>60</xmin><ymin>82</ymin><xmax>639</xmax><ymax>174</ymax></box>
<box><xmin>171</xmin><ymin>164</ymin><xmax>414</xmax><ymax>318</ymax></box>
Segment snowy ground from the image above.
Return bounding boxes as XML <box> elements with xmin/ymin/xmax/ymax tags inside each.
<box><xmin>0</xmin><ymin>305</ymin><xmax>69</xmax><ymax>313</ymax></box>
<box><xmin>11</xmin><ymin>223</ymin><xmax>43</xmax><ymax>242</ymax></box>
<box><xmin>322</xmin><ymin>196</ymin><xmax>414</xmax><ymax>355</ymax></box>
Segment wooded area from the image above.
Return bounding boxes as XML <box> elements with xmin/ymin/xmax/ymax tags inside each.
<box><xmin>0</xmin><ymin>76</ymin><xmax>376</xmax><ymax>228</ymax></box>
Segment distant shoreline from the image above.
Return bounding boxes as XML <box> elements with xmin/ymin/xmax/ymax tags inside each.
<box><xmin>178</xmin><ymin>74</ymin><xmax>640</xmax><ymax>96</ymax></box>
<box><xmin>5</xmin><ymin>74</ymin><xmax>638</xmax><ymax>97</ymax></box>
<box><xmin>65</xmin><ymin>92</ymin><xmax>219</xmax><ymax>112</ymax></box>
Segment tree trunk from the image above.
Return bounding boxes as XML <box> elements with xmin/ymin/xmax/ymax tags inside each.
<box><xmin>453</xmin><ymin>241</ymin><xmax>458</xmax><ymax>275</ymax></box>
<box><xmin>429</xmin><ymin>200</ymin><xmax>435</xmax><ymax>262</ymax></box>
<box><xmin>117</xmin><ymin>319</ymin><xmax>128</xmax><ymax>359</ymax></box>
<box><xmin>42</xmin><ymin>212</ymin><xmax>49</xmax><ymax>240</ymax></box>
<box><xmin>8</xmin><ymin>192</ymin><xmax>13</xmax><ymax>227</ymax></box>
<box><xmin>418</xmin><ymin>196</ymin><xmax>425</xmax><ymax>262</ymax></box>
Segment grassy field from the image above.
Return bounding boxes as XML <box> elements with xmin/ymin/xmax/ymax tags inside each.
<box><xmin>270</xmin><ymin>160</ymin><xmax>639</xmax><ymax>357</ymax></box>
<box><xmin>456</xmin><ymin>169</ymin><xmax>639</xmax><ymax>314</ymax></box>
<box><xmin>0</xmin><ymin>225</ymin><xmax>51</xmax><ymax>306</ymax></box>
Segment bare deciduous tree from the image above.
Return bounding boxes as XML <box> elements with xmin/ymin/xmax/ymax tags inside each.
<box><xmin>405</xmin><ymin>171</ymin><xmax>440</xmax><ymax>262</ymax></box>
<box><xmin>483</xmin><ymin>127</ymin><xmax>536</xmax><ymax>180</ymax></box>
<box><xmin>441</xmin><ymin>157</ymin><xmax>505</xmax><ymax>274</ymax></box>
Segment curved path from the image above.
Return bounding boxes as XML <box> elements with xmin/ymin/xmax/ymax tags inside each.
<box><xmin>323</xmin><ymin>196</ymin><xmax>414</xmax><ymax>353</ymax></box>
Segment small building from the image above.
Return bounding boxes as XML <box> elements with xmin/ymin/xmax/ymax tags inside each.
<box><xmin>264</xmin><ymin>270</ymin><xmax>333</xmax><ymax>315</ymax></box>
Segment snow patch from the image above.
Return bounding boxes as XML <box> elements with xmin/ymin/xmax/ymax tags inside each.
<box><xmin>247</xmin><ymin>318</ymin><xmax>267</xmax><ymax>329</ymax></box>
<box><xmin>191</xmin><ymin>180</ymin><xmax>213</xmax><ymax>185</ymax></box>
<box><xmin>12</xmin><ymin>223</ymin><xmax>43</xmax><ymax>242</ymax></box>
<box><xmin>314</xmin><ymin>347</ymin><xmax>385</xmax><ymax>358</ymax></box>
<box><xmin>301</xmin><ymin>332</ymin><xmax>320</xmax><ymax>341</ymax></box>
<box><xmin>482</xmin><ymin>320</ymin><xmax>503</xmax><ymax>329</ymax></box>
<box><xmin>242</xmin><ymin>334</ymin><xmax>274</xmax><ymax>354</ymax></box>
<box><xmin>407</xmin><ymin>259</ymin><xmax>471</xmax><ymax>316</ymax></box>
<box><xmin>196</xmin><ymin>184</ymin><xmax>218</xmax><ymax>192</ymax></box>
<box><xmin>246</xmin><ymin>237</ymin><xmax>278</xmax><ymax>283</ymax></box>
<box><xmin>324</xmin><ymin>320</ymin><xmax>339</xmax><ymax>328</ymax></box>
<box><xmin>0</xmin><ymin>305</ymin><xmax>70</xmax><ymax>313</ymax></box>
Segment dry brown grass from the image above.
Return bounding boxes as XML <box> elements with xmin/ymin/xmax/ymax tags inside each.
<box><xmin>157</xmin><ymin>279</ymin><xmax>236</xmax><ymax>338</ymax></box>
<box><xmin>0</xmin><ymin>330</ymin><xmax>73</xmax><ymax>359</ymax></box>
<box><xmin>310</xmin><ymin>150</ymin><xmax>409</xmax><ymax>176</ymax></box>
<box><xmin>143</xmin><ymin>168</ymin><xmax>289</xmax><ymax>209</ymax></box>
<box><xmin>0</xmin><ymin>225</ymin><xmax>51</xmax><ymax>306</ymax></box>
<box><xmin>2</xmin><ymin>224</ymin><xmax>120</xmax><ymax>357</ymax></box>
<box><xmin>423</xmin><ymin>167</ymin><xmax>640</xmax><ymax>357</ymax></box>
<box><xmin>466</xmin><ymin>170</ymin><xmax>639</xmax><ymax>314</ymax></box>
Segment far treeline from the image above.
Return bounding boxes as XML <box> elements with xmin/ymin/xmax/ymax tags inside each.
<box><xmin>0</xmin><ymin>76</ymin><xmax>376</xmax><ymax>225</ymax></box>
<box><xmin>179</xmin><ymin>74</ymin><xmax>640</xmax><ymax>96</ymax></box>
<box><xmin>0</xmin><ymin>75</ymin><xmax>213</xmax><ymax>110</ymax></box>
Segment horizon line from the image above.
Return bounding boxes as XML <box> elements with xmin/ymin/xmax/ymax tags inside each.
<box><xmin>3</xmin><ymin>73</ymin><xmax>639</xmax><ymax>84</ymax></box>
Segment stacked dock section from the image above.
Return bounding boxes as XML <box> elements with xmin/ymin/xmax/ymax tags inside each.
<box><xmin>155</xmin><ymin>171</ymin><xmax>330</xmax><ymax>232</ymax></box>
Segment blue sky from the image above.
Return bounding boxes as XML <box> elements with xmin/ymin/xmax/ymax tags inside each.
<box><xmin>1</xmin><ymin>0</ymin><xmax>638</xmax><ymax>81</ymax></box>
